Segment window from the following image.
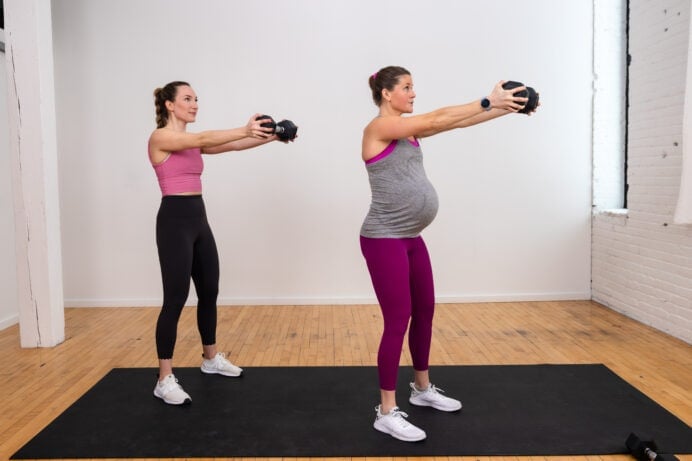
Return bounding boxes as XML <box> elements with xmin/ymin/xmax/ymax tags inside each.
<box><xmin>592</xmin><ymin>0</ymin><xmax>628</xmax><ymax>211</ymax></box>
<box><xmin>0</xmin><ymin>3</ymin><xmax>5</xmax><ymax>54</ymax></box>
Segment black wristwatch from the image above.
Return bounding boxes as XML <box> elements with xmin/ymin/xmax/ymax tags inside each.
<box><xmin>480</xmin><ymin>97</ymin><xmax>491</xmax><ymax>111</ymax></box>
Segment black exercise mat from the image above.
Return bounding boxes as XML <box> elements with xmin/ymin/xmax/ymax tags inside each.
<box><xmin>12</xmin><ymin>364</ymin><xmax>692</xmax><ymax>459</ymax></box>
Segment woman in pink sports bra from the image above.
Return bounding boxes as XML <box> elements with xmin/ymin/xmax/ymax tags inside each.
<box><xmin>361</xmin><ymin>66</ymin><xmax>538</xmax><ymax>442</ymax></box>
<box><xmin>147</xmin><ymin>81</ymin><xmax>293</xmax><ymax>405</ymax></box>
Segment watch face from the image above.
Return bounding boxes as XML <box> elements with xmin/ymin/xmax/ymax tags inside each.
<box><xmin>481</xmin><ymin>98</ymin><xmax>490</xmax><ymax>109</ymax></box>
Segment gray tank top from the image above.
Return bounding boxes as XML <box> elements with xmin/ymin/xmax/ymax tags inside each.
<box><xmin>360</xmin><ymin>138</ymin><xmax>439</xmax><ymax>238</ymax></box>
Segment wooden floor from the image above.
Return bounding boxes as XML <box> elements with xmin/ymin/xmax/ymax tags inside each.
<box><xmin>0</xmin><ymin>300</ymin><xmax>690</xmax><ymax>461</ymax></box>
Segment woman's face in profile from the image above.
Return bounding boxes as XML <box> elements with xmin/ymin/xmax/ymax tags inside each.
<box><xmin>168</xmin><ymin>86</ymin><xmax>199</xmax><ymax>123</ymax></box>
<box><xmin>387</xmin><ymin>75</ymin><xmax>416</xmax><ymax>114</ymax></box>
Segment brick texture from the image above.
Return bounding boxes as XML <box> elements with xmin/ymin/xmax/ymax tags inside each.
<box><xmin>592</xmin><ymin>0</ymin><xmax>692</xmax><ymax>344</ymax></box>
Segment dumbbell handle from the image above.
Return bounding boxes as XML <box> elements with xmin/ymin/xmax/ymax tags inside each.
<box><xmin>645</xmin><ymin>448</ymin><xmax>679</xmax><ymax>461</ymax></box>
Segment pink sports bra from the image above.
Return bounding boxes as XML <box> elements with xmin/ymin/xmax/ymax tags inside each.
<box><xmin>151</xmin><ymin>148</ymin><xmax>204</xmax><ymax>196</ymax></box>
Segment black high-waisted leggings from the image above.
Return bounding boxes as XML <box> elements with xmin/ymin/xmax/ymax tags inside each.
<box><xmin>155</xmin><ymin>195</ymin><xmax>219</xmax><ymax>359</ymax></box>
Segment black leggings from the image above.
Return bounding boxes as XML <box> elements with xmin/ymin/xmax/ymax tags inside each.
<box><xmin>155</xmin><ymin>195</ymin><xmax>219</xmax><ymax>359</ymax></box>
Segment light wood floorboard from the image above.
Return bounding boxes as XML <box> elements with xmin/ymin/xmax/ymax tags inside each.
<box><xmin>0</xmin><ymin>300</ymin><xmax>690</xmax><ymax>461</ymax></box>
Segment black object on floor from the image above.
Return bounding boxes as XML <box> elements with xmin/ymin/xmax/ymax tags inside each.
<box><xmin>11</xmin><ymin>364</ymin><xmax>692</xmax><ymax>459</ymax></box>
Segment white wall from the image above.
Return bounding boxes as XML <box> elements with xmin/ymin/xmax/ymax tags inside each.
<box><xmin>0</xmin><ymin>32</ymin><xmax>20</xmax><ymax>329</ymax></box>
<box><xmin>50</xmin><ymin>0</ymin><xmax>593</xmax><ymax>307</ymax></box>
<box><xmin>592</xmin><ymin>0</ymin><xmax>692</xmax><ymax>344</ymax></box>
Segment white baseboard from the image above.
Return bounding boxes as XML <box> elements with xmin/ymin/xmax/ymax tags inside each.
<box><xmin>0</xmin><ymin>314</ymin><xmax>19</xmax><ymax>331</ymax></box>
<box><xmin>63</xmin><ymin>291</ymin><xmax>590</xmax><ymax>308</ymax></box>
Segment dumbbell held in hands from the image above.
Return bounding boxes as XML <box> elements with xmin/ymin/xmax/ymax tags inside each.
<box><xmin>255</xmin><ymin>115</ymin><xmax>299</xmax><ymax>141</ymax></box>
<box><xmin>502</xmin><ymin>81</ymin><xmax>540</xmax><ymax>114</ymax></box>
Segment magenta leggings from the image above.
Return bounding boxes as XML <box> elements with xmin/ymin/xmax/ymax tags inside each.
<box><xmin>360</xmin><ymin>236</ymin><xmax>435</xmax><ymax>391</ymax></box>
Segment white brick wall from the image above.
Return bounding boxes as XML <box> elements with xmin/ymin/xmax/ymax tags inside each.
<box><xmin>592</xmin><ymin>0</ymin><xmax>692</xmax><ymax>344</ymax></box>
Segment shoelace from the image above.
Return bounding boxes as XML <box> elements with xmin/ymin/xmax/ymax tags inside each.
<box><xmin>414</xmin><ymin>383</ymin><xmax>446</xmax><ymax>395</ymax></box>
<box><xmin>205</xmin><ymin>353</ymin><xmax>224</xmax><ymax>366</ymax></box>
<box><xmin>386</xmin><ymin>408</ymin><xmax>412</xmax><ymax>427</ymax></box>
<box><xmin>161</xmin><ymin>375</ymin><xmax>182</xmax><ymax>391</ymax></box>
<box><xmin>215</xmin><ymin>352</ymin><xmax>236</xmax><ymax>366</ymax></box>
<box><xmin>428</xmin><ymin>384</ymin><xmax>446</xmax><ymax>395</ymax></box>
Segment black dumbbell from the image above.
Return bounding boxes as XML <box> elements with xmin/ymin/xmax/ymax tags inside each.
<box><xmin>255</xmin><ymin>115</ymin><xmax>298</xmax><ymax>141</ymax></box>
<box><xmin>626</xmin><ymin>433</ymin><xmax>680</xmax><ymax>461</ymax></box>
<box><xmin>256</xmin><ymin>114</ymin><xmax>276</xmax><ymax>129</ymax></box>
<box><xmin>274</xmin><ymin>119</ymin><xmax>298</xmax><ymax>141</ymax></box>
<box><xmin>503</xmin><ymin>80</ymin><xmax>539</xmax><ymax>114</ymax></box>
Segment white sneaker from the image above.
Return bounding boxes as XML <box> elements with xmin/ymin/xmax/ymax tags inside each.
<box><xmin>373</xmin><ymin>405</ymin><xmax>426</xmax><ymax>442</ymax></box>
<box><xmin>409</xmin><ymin>382</ymin><xmax>462</xmax><ymax>411</ymax></box>
<box><xmin>153</xmin><ymin>374</ymin><xmax>191</xmax><ymax>405</ymax></box>
<box><xmin>201</xmin><ymin>352</ymin><xmax>243</xmax><ymax>377</ymax></box>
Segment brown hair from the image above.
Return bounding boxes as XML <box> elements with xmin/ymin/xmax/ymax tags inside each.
<box><xmin>153</xmin><ymin>81</ymin><xmax>190</xmax><ymax>128</ymax></box>
<box><xmin>368</xmin><ymin>66</ymin><xmax>410</xmax><ymax>106</ymax></box>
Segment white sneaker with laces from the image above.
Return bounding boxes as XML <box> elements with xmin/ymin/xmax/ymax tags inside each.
<box><xmin>408</xmin><ymin>382</ymin><xmax>462</xmax><ymax>411</ymax></box>
<box><xmin>153</xmin><ymin>374</ymin><xmax>191</xmax><ymax>405</ymax></box>
<box><xmin>201</xmin><ymin>352</ymin><xmax>243</xmax><ymax>377</ymax></box>
<box><xmin>373</xmin><ymin>405</ymin><xmax>426</xmax><ymax>442</ymax></box>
